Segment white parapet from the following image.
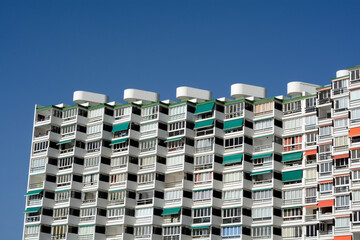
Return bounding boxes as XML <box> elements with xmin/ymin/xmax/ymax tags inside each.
<box><xmin>287</xmin><ymin>82</ymin><xmax>321</xmax><ymax>98</ymax></box>
<box><xmin>176</xmin><ymin>86</ymin><xmax>212</xmax><ymax>101</ymax></box>
<box><xmin>336</xmin><ymin>69</ymin><xmax>349</xmax><ymax>78</ymax></box>
<box><xmin>123</xmin><ymin>89</ymin><xmax>159</xmax><ymax>103</ymax></box>
<box><xmin>73</xmin><ymin>91</ymin><xmax>109</xmax><ymax>104</ymax></box>
<box><xmin>231</xmin><ymin>83</ymin><xmax>266</xmax><ymax>100</ymax></box>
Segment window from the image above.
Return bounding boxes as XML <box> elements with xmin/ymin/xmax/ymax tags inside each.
<box><xmin>167</xmin><ymin>138</ymin><xmax>185</xmax><ymax>152</ymax></box>
<box><xmin>320</xmin><ymin>182</ymin><xmax>332</xmax><ymax>194</ymax></box>
<box><xmin>354</xmin><ymin>170</ymin><xmax>360</xmax><ymax>182</ymax></box>
<box><xmin>163</xmin><ymin>226</ymin><xmax>181</xmax><ymax>238</ymax></box>
<box><xmin>335</xmin><ymin>195</ymin><xmax>350</xmax><ymax>210</ymax></box>
<box><xmin>140</xmin><ymin>122</ymin><xmax>157</xmax><ymax>136</ymax></box>
<box><xmin>305</xmin><ymin>188</ymin><xmax>317</xmax><ymax>203</ymax></box>
<box><xmin>284</xmin><ymin>118</ymin><xmax>301</xmax><ymax>131</ymax></box>
<box><xmin>351</xmin><ymin>108</ymin><xmax>360</xmax><ymax>122</ymax></box>
<box><xmin>224</xmin><ymin>137</ymin><xmax>243</xmax><ymax>151</ymax></box>
<box><xmin>305</xmin><ymin>97</ymin><xmax>316</xmax><ymax>110</ymax></box>
<box><xmin>86</xmin><ymin>140</ymin><xmax>101</xmax><ymax>152</ymax></box>
<box><xmin>305</xmin><ymin>115</ymin><xmax>317</xmax><ymax>129</ymax></box>
<box><xmin>193</xmin><ymin>207</ymin><xmax>211</xmax><ymax>224</ymax></box>
<box><xmin>335</xmin><ymin>158</ymin><xmax>348</xmax><ymax>169</ymax></box>
<box><xmin>108</xmin><ymin>208</ymin><xmax>125</xmax><ymax>219</ymax></box>
<box><xmin>109</xmin><ymin>191</ymin><xmax>126</xmax><ymax>204</ymax></box>
<box><xmin>252</xmin><ymin>207</ymin><xmax>272</xmax><ymax>221</ymax></box>
<box><xmin>252</xmin><ymin>226</ymin><xmax>271</xmax><ymax>238</ymax></box>
<box><xmin>61</xmin><ymin>124</ymin><xmax>76</xmax><ymax>137</ymax></box>
<box><xmin>195</xmin><ymin>137</ymin><xmax>214</xmax><ymax>153</ymax></box>
<box><xmin>24</xmin><ymin>225</ymin><xmax>40</xmax><ymax>237</ymax></box>
<box><xmin>319</xmin><ymin>162</ymin><xmax>332</xmax><ymax>175</ymax></box>
<box><xmin>334</xmin><ymin>118</ymin><xmax>347</xmax><ymax>128</ymax></box>
<box><xmin>192</xmin><ymin>228</ymin><xmax>210</xmax><ymax>238</ymax></box>
<box><xmin>78</xmin><ymin>226</ymin><xmax>95</xmax><ymax>236</ymax></box>
<box><xmin>253</xmin><ymin>155</ymin><xmax>272</xmax><ymax>167</ymax></box>
<box><xmin>335</xmin><ymin>176</ymin><xmax>350</xmax><ymax>193</ymax></box>
<box><xmin>114</xmin><ymin>107</ymin><xmax>131</xmax><ymax>120</ymax></box>
<box><xmin>138</xmin><ymin>173</ymin><xmax>155</xmax><ymax>184</ymax></box>
<box><xmin>334</xmin><ymin>136</ymin><xmax>348</xmax><ymax>147</ymax></box>
<box><xmin>353</xmin><ymin>211</ymin><xmax>360</xmax><ymax>223</ymax></box>
<box><xmin>33</xmin><ymin>141</ymin><xmax>48</xmax><ymax>153</ymax></box>
<box><xmin>168</xmin><ymin>121</ymin><xmax>185</xmax><ymax>137</ymax></box>
<box><xmin>55</xmin><ymin>190</ymin><xmax>70</xmax><ymax>203</ymax></box>
<box><xmin>194</xmin><ymin>154</ymin><xmax>213</xmax><ymax>169</ymax></box>
<box><xmin>306</xmin><ymin>168</ymin><xmax>317</xmax><ymax>182</ymax></box>
<box><xmin>306</xmin><ymin>225</ymin><xmax>317</xmax><ymax>237</ymax></box>
<box><xmin>63</xmin><ymin>108</ymin><xmax>77</xmax><ymax>120</ymax></box>
<box><xmin>112</xmin><ymin>140</ymin><xmax>128</xmax><ymax>152</ymax></box>
<box><xmin>139</xmin><ymin>156</ymin><xmax>156</xmax><ymax>169</ymax></box>
<box><xmin>110</xmin><ymin>173</ymin><xmax>126</xmax><ymax>185</ymax></box>
<box><xmin>334</xmin><ymin>98</ymin><xmax>348</xmax><ymax>111</ymax></box>
<box><xmin>135</xmin><ymin>226</ymin><xmax>152</xmax><ymax>238</ymax></box>
<box><xmin>283</xmin><ymin>135</ymin><xmax>302</xmax><ymax>152</ymax></box>
<box><xmin>53</xmin><ymin>207</ymin><xmax>69</xmax><ymax>220</ymax></box>
<box><xmin>135</xmin><ymin>207</ymin><xmax>152</xmax><ymax>218</ymax></box>
<box><xmin>254</xmin><ymin>102</ymin><xmax>273</xmax><ymax>115</ymax></box>
<box><xmin>254</xmin><ymin>119</ymin><xmax>273</xmax><ymax>131</ymax></box>
<box><xmin>283</xmin><ymin>189</ymin><xmax>302</xmax><ymax>205</ymax></box>
<box><xmin>140</xmin><ymin>139</ymin><xmax>157</xmax><ymax>152</ymax></box>
<box><xmin>283</xmin><ymin>208</ymin><xmax>302</xmax><ymax>221</ymax></box>
<box><xmin>351</xmin><ymin>69</ymin><xmax>360</xmax><ymax>81</ymax></box>
<box><xmin>253</xmin><ymin>189</ymin><xmax>272</xmax><ymax>201</ymax></box>
<box><xmin>222</xmin><ymin>226</ymin><xmax>241</xmax><ymax>238</ymax></box>
<box><xmin>352</xmin><ymin>149</ymin><xmax>360</xmax><ymax>163</ymax></box>
<box><xmin>282</xmin><ymin>226</ymin><xmax>302</xmax><ymax>237</ymax></box>
<box><xmin>31</xmin><ymin>158</ymin><xmax>47</xmax><ymax>172</ymax></box>
<box><xmin>333</xmin><ymin>79</ymin><xmax>348</xmax><ymax>90</ymax></box>
<box><xmin>193</xmin><ymin>189</ymin><xmax>212</xmax><ymax>202</ymax></box>
<box><xmin>306</xmin><ymin>132</ymin><xmax>317</xmax><ymax>145</ymax></box>
<box><xmin>319</xmin><ymin>144</ymin><xmax>331</xmax><ymax>160</ymax></box>
<box><xmin>57</xmin><ymin>174</ymin><xmax>72</xmax><ymax>187</ymax></box>
<box><xmin>87</xmin><ymin>124</ymin><xmax>102</xmax><ymax>135</ymax></box>
<box><xmin>223</xmin><ymin>171</ymin><xmax>242</xmax><ymax>184</ymax></box>
<box><xmin>165</xmin><ymin>189</ymin><xmax>182</xmax><ymax>203</ymax></box>
<box><xmin>141</xmin><ymin>105</ymin><xmax>159</xmax><ymax>121</ymax></box>
<box><xmin>194</xmin><ymin>172</ymin><xmax>212</xmax><ymax>184</ymax></box>
<box><xmin>223</xmin><ymin>208</ymin><xmax>241</xmax><ymax>224</ymax></box>
<box><xmin>80</xmin><ymin>207</ymin><xmax>96</xmax><ymax>217</ymax></box>
<box><xmin>225</xmin><ymin>102</ymin><xmax>244</xmax><ymax>119</ymax></box>
<box><xmin>223</xmin><ymin>189</ymin><xmax>242</xmax><ymax>202</ymax></box>
<box><xmin>167</xmin><ymin>155</ymin><xmax>184</xmax><ymax>168</ymax></box>
<box><xmin>284</xmin><ymin>101</ymin><xmax>301</xmax><ymax>114</ymax></box>
<box><xmin>169</xmin><ymin>104</ymin><xmax>186</xmax><ymax>121</ymax></box>
<box><xmin>353</xmin><ymin>191</ymin><xmax>360</xmax><ymax>204</ymax></box>
<box><xmin>83</xmin><ymin>173</ymin><xmax>99</xmax><ymax>186</ymax></box>
<box><xmin>319</xmin><ymin>126</ymin><xmax>331</xmax><ymax>138</ymax></box>
<box><xmin>84</xmin><ymin>156</ymin><xmax>100</xmax><ymax>169</ymax></box>
<box><xmin>88</xmin><ymin>108</ymin><xmax>104</xmax><ymax>120</ymax></box>
<box><xmin>111</xmin><ymin>156</ymin><xmax>128</xmax><ymax>169</ymax></box>
<box><xmin>351</xmin><ymin>89</ymin><xmax>360</xmax><ymax>101</ymax></box>
<box><xmin>58</xmin><ymin>156</ymin><xmax>73</xmax><ymax>170</ymax></box>
<box><xmin>335</xmin><ymin>217</ymin><xmax>350</xmax><ymax>229</ymax></box>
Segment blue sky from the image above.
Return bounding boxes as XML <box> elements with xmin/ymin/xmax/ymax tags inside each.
<box><xmin>0</xmin><ymin>0</ymin><xmax>359</xmax><ymax>238</ymax></box>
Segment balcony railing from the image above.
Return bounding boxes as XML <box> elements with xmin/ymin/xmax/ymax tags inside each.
<box><xmin>30</xmin><ymin>166</ymin><xmax>46</xmax><ymax>173</ymax></box>
<box><xmin>137</xmin><ymin>198</ymin><xmax>153</xmax><ymax>205</ymax></box>
<box><xmin>283</xmin><ymin>198</ymin><xmax>302</xmax><ymax>205</ymax></box>
<box><xmin>163</xmin><ymin>216</ymin><xmax>181</xmax><ymax>224</ymax></box>
<box><xmin>223</xmin><ymin>217</ymin><xmax>241</xmax><ymax>224</ymax></box>
<box><xmin>195</xmin><ymin>146</ymin><xmax>213</xmax><ymax>153</ymax></box>
<box><xmin>305</xmin><ymin>214</ymin><xmax>317</xmax><ymax>221</ymax></box>
<box><xmin>28</xmin><ymin>199</ymin><xmax>42</xmax><ymax>206</ymax></box>
<box><xmin>169</xmin><ymin>113</ymin><xmax>186</xmax><ymax>121</ymax></box>
<box><xmin>224</xmin><ymin>144</ymin><xmax>243</xmax><ymax>153</ymax></box>
<box><xmin>305</xmin><ymin>197</ymin><xmax>316</xmax><ymax>204</ymax></box>
<box><xmin>29</xmin><ymin>182</ymin><xmax>44</xmax><ymax>189</ymax></box>
<box><xmin>78</xmin><ymin>234</ymin><xmax>95</xmax><ymax>240</ymax></box>
<box><xmin>26</xmin><ymin>215</ymin><xmax>40</xmax><ymax>223</ymax></box>
<box><xmin>51</xmin><ymin>234</ymin><xmax>66</xmax><ymax>240</ymax></box>
<box><xmin>109</xmin><ymin>199</ymin><xmax>125</xmax><ymax>206</ymax></box>
<box><xmin>333</xmin><ymin>88</ymin><xmax>348</xmax><ymax>95</ymax></box>
<box><xmin>253</xmin><ymin>179</ymin><xmax>272</xmax><ymax>185</ymax></box>
<box><xmin>318</xmin><ymin>98</ymin><xmax>331</xmax><ymax>105</ymax></box>
<box><xmin>196</xmin><ymin>129</ymin><xmax>214</xmax><ymax>137</ymax></box>
<box><xmin>80</xmin><ymin>216</ymin><xmax>96</xmax><ymax>222</ymax></box>
<box><xmin>60</xmin><ymin>148</ymin><xmax>74</xmax><ymax>154</ymax></box>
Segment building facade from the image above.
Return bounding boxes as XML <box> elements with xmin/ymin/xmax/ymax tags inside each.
<box><xmin>23</xmin><ymin>66</ymin><xmax>360</xmax><ymax>240</ymax></box>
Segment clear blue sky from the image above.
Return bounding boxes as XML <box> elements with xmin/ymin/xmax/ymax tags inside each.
<box><xmin>0</xmin><ymin>0</ymin><xmax>359</xmax><ymax>238</ymax></box>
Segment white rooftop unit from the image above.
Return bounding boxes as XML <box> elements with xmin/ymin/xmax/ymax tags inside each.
<box><xmin>336</xmin><ymin>69</ymin><xmax>349</xmax><ymax>78</ymax></box>
<box><xmin>176</xmin><ymin>86</ymin><xmax>212</xmax><ymax>101</ymax></box>
<box><xmin>73</xmin><ymin>91</ymin><xmax>109</xmax><ymax>105</ymax></box>
<box><xmin>287</xmin><ymin>82</ymin><xmax>321</xmax><ymax>98</ymax></box>
<box><xmin>123</xmin><ymin>89</ymin><xmax>159</xmax><ymax>103</ymax></box>
<box><xmin>231</xmin><ymin>83</ymin><xmax>266</xmax><ymax>100</ymax></box>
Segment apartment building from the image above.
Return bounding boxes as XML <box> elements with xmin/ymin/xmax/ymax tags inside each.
<box><xmin>23</xmin><ymin>66</ymin><xmax>360</xmax><ymax>240</ymax></box>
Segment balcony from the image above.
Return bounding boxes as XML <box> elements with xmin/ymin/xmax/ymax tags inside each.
<box><xmin>80</xmin><ymin>215</ymin><xmax>96</xmax><ymax>222</ymax></box>
<box><xmin>333</xmin><ymin>88</ymin><xmax>348</xmax><ymax>95</ymax></box>
<box><xmin>224</xmin><ymin>144</ymin><xmax>243</xmax><ymax>153</ymax></box>
<box><xmin>318</xmin><ymin>98</ymin><xmax>331</xmax><ymax>105</ymax></box>
<box><xmin>163</xmin><ymin>214</ymin><xmax>181</xmax><ymax>224</ymax></box>
<box><xmin>283</xmin><ymin>198</ymin><xmax>302</xmax><ymax>205</ymax></box>
<box><xmin>305</xmin><ymin>214</ymin><xmax>317</xmax><ymax>221</ymax></box>
<box><xmin>333</xmin><ymin>145</ymin><xmax>348</xmax><ymax>153</ymax></box>
<box><xmin>305</xmin><ymin>197</ymin><xmax>316</xmax><ymax>204</ymax></box>
<box><xmin>335</xmin><ymin>185</ymin><xmax>349</xmax><ymax>193</ymax></box>
<box><xmin>28</xmin><ymin>182</ymin><xmax>44</xmax><ymax>189</ymax></box>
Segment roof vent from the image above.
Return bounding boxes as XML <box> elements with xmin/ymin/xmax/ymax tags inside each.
<box><xmin>73</xmin><ymin>91</ymin><xmax>109</xmax><ymax>105</ymax></box>
<box><xmin>124</xmin><ymin>89</ymin><xmax>159</xmax><ymax>103</ymax></box>
<box><xmin>176</xmin><ymin>86</ymin><xmax>212</xmax><ymax>101</ymax></box>
<box><xmin>231</xmin><ymin>83</ymin><xmax>266</xmax><ymax>99</ymax></box>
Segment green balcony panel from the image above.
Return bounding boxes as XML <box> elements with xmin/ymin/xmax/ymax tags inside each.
<box><xmin>223</xmin><ymin>118</ymin><xmax>244</xmax><ymax>131</ymax></box>
<box><xmin>194</xmin><ymin>102</ymin><xmax>215</xmax><ymax>115</ymax></box>
<box><xmin>112</xmin><ymin>122</ymin><xmax>130</xmax><ymax>132</ymax></box>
